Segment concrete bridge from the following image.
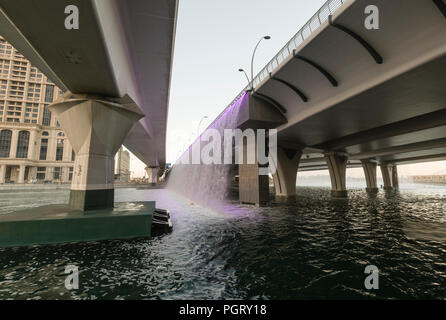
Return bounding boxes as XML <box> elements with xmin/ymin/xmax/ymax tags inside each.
<box><xmin>183</xmin><ymin>0</ymin><xmax>446</xmax><ymax>205</ymax></box>
<box><xmin>0</xmin><ymin>0</ymin><xmax>178</xmax><ymax>210</ymax></box>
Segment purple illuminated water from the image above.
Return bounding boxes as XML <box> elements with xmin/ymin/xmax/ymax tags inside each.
<box><xmin>167</xmin><ymin>92</ymin><xmax>248</xmax><ymax>208</ymax></box>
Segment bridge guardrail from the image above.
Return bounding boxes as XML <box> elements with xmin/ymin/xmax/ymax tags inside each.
<box><xmin>251</xmin><ymin>0</ymin><xmax>345</xmax><ymax>89</ymax></box>
<box><xmin>227</xmin><ymin>0</ymin><xmax>346</xmax><ymax>113</ymax></box>
<box><xmin>178</xmin><ymin>0</ymin><xmax>347</xmax><ymax>162</ymax></box>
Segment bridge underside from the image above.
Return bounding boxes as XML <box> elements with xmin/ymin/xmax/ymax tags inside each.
<box><xmin>230</xmin><ymin>0</ymin><xmax>446</xmax><ymax>203</ymax></box>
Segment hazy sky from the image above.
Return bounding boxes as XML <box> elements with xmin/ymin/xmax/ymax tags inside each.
<box><xmin>128</xmin><ymin>0</ymin><xmax>446</xmax><ymax>178</ymax></box>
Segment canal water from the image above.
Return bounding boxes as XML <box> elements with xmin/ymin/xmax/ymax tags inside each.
<box><xmin>0</xmin><ymin>184</ymin><xmax>445</xmax><ymax>299</ymax></box>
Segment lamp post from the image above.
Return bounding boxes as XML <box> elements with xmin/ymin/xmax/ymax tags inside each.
<box><xmin>239</xmin><ymin>35</ymin><xmax>271</xmax><ymax>91</ymax></box>
<box><xmin>251</xmin><ymin>36</ymin><xmax>271</xmax><ymax>90</ymax></box>
<box><xmin>238</xmin><ymin>68</ymin><xmax>250</xmax><ymax>89</ymax></box>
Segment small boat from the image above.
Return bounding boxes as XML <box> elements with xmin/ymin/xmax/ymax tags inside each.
<box><xmin>151</xmin><ymin>208</ymin><xmax>173</xmax><ymax>236</ymax></box>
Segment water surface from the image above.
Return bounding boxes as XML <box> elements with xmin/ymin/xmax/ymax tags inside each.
<box><xmin>0</xmin><ymin>185</ymin><xmax>445</xmax><ymax>299</ymax></box>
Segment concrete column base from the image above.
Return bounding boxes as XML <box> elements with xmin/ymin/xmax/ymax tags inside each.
<box><xmin>238</xmin><ymin>131</ymin><xmax>270</xmax><ymax>206</ymax></box>
<box><xmin>146</xmin><ymin>166</ymin><xmax>160</xmax><ymax>185</ymax></box>
<box><xmin>0</xmin><ymin>201</ymin><xmax>154</xmax><ymax>247</ymax></box>
<box><xmin>49</xmin><ymin>93</ymin><xmax>144</xmax><ymax>211</ymax></box>
<box><xmin>325</xmin><ymin>152</ymin><xmax>348</xmax><ymax>198</ymax></box>
<box><xmin>239</xmin><ymin>164</ymin><xmax>269</xmax><ymax>206</ymax></box>
<box><xmin>366</xmin><ymin>187</ymin><xmax>379</xmax><ymax>194</ymax></box>
<box><xmin>383</xmin><ymin>186</ymin><xmax>394</xmax><ymax>191</ymax></box>
<box><xmin>331</xmin><ymin>190</ymin><xmax>348</xmax><ymax>197</ymax></box>
<box><xmin>69</xmin><ymin>189</ymin><xmax>115</xmax><ymax>211</ymax></box>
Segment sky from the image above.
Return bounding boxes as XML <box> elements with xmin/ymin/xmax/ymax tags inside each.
<box><xmin>128</xmin><ymin>0</ymin><xmax>446</xmax><ymax>178</ymax></box>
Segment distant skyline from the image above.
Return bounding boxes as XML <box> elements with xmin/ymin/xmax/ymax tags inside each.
<box><xmin>128</xmin><ymin>0</ymin><xmax>446</xmax><ymax>178</ymax></box>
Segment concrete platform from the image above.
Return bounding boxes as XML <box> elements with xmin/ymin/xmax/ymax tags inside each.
<box><xmin>0</xmin><ymin>202</ymin><xmax>154</xmax><ymax>247</ymax></box>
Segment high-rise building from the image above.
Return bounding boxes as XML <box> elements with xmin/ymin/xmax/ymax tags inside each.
<box><xmin>115</xmin><ymin>146</ymin><xmax>131</xmax><ymax>182</ymax></box>
<box><xmin>0</xmin><ymin>35</ymin><xmax>76</xmax><ymax>184</ymax></box>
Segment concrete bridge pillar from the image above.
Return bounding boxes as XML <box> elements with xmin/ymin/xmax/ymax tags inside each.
<box><xmin>0</xmin><ymin>164</ymin><xmax>6</xmax><ymax>184</ymax></box>
<box><xmin>238</xmin><ymin>133</ymin><xmax>269</xmax><ymax>206</ymax></box>
<box><xmin>272</xmin><ymin>147</ymin><xmax>302</xmax><ymax>197</ymax></box>
<box><xmin>361</xmin><ymin>160</ymin><xmax>378</xmax><ymax>194</ymax></box>
<box><xmin>391</xmin><ymin>165</ymin><xmax>399</xmax><ymax>190</ymax></box>
<box><xmin>380</xmin><ymin>163</ymin><xmax>394</xmax><ymax>191</ymax></box>
<box><xmin>49</xmin><ymin>93</ymin><xmax>144</xmax><ymax>211</ymax></box>
<box><xmin>146</xmin><ymin>166</ymin><xmax>159</xmax><ymax>185</ymax></box>
<box><xmin>324</xmin><ymin>152</ymin><xmax>348</xmax><ymax>197</ymax></box>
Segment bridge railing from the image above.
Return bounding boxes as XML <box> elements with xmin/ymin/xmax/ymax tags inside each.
<box><xmin>177</xmin><ymin>0</ymin><xmax>348</xmax><ymax>162</ymax></box>
<box><xmin>226</xmin><ymin>0</ymin><xmax>346</xmax><ymax>111</ymax></box>
<box><xmin>252</xmin><ymin>0</ymin><xmax>345</xmax><ymax>89</ymax></box>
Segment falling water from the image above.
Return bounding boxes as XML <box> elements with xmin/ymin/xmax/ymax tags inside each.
<box><xmin>167</xmin><ymin>92</ymin><xmax>248</xmax><ymax>208</ymax></box>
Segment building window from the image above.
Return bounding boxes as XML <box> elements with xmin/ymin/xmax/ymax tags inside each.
<box><xmin>44</xmin><ymin>84</ymin><xmax>54</xmax><ymax>103</ymax></box>
<box><xmin>36</xmin><ymin>167</ymin><xmax>46</xmax><ymax>180</ymax></box>
<box><xmin>39</xmin><ymin>138</ymin><xmax>48</xmax><ymax>160</ymax></box>
<box><xmin>56</xmin><ymin>139</ymin><xmax>64</xmax><ymax>161</ymax></box>
<box><xmin>69</xmin><ymin>167</ymin><xmax>73</xmax><ymax>181</ymax></box>
<box><xmin>54</xmin><ymin>167</ymin><xmax>61</xmax><ymax>180</ymax></box>
<box><xmin>42</xmin><ymin>105</ymin><xmax>51</xmax><ymax>126</ymax></box>
<box><xmin>0</xmin><ymin>129</ymin><xmax>12</xmax><ymax>157</ymax></box>
<box><xmin>16</xmin><ymin>130</ymin><xmax>29</xmax><ymax>158</ymax></box>
<box><xmin>71</xmin><ymin>149</ymin><xmax>75</xmax><ymax>161</ymax></box>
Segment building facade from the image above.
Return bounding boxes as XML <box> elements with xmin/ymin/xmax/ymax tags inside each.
<box><xmin>115</xmin><ymin>147</ymin><xmax>131</xmax><ymax>182</ymax></box>
<box><xmin>412</xmin><ymin>175</ymin><xmax>446</xmax><ymax>184</ymax></box>
<box><xmin>0</xmin><ymin>35</ymin><xmax>75</xmax><ymax>183</ymax></box>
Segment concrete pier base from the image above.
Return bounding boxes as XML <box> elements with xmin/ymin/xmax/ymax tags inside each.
<box><xmin>49</xmin><ymin>93</ymin><xmax>144</xmax><ymax>211</ymax></box>
<box><xmin>272</xmin><ymin>147</ymin><xmax>302</xmax><ymax>198</ymax></box>
<box><xmin>238</xmin><ymin>133</ymin><xmax>269</xmax><ymax>206</ymax></box>
<box><xmin>0</xmin><ymin>202</ymin><xmax>154</xmax><ymax>247</ymax></box>
<box><xmin>361</xmin><ymin>160</ymin><xmax>379</xmax><ymax>194</ymax></box>
<box><xmin>325</xmin><ymin>152</ymin><xmax>348</xmax><ymax>198</ymax></box>
<box><xmin>146</xmin><ymin>166</ymin><xmax>160</xmax><ymax>185</ymax></box>
<box><xmin>239</xmin><ymin>164</ymin><xmax>269</xmax><ymax>206</ymax></box>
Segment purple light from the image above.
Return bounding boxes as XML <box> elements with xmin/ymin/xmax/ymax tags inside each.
<box><xmin>174</xmin><ymin>91</ymin><xmax>249</xmax><ymax>164</ymax></box>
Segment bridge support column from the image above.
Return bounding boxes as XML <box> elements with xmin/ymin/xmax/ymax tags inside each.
<box><xmin>49</xmin><ymin>93</ymin><xmax>143</xmax><ymax>211</ymax></box>
<box><xmin>391</xmin><ymin>165</ymin><xmax>399</xmax><ymax>190</ymax></box>
<box><xmin>238</xmin><ymin>134</ymin><xmax>269</xmax><ymax>206</ymax></box>
<box><xmin>146</xmin><ymin>166</ymin><xmax>159</xmax><ymax>185</ymax></box>
<box><xmin>272</xmin><ymin>147</ymin><xmax>302</xmax><ymax>197</ymax></box>
<box><xmin>361</xmin><ymin>160</ymin><xmax>378</xmax><ymax>194</ymax></box>
<box><xmin>380</xmin><ymin>163</ymin><xmax>394</xmax><ymax>191</ymax></box>
<box><xmin>324</xmin><ymin>152</ymin><xmax>348</xmax><ymax>197</ymax></box>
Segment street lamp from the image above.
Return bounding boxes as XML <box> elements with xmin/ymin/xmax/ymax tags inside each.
<box><xmin>251</xmin><ymin>35</ymin><xmax>271</xmax><ymax>89</ymax></box>
<box><xmin>238</xmin><ymin>35</ymin><xmax>271</xmax><ymax>90</ymax></box>
<box><xmin>238</xmin><ymin>68</ymin><xmax>250</xmax><ymax>89</ymax></box>
<box><xmin>197</xmin><ymin>115</ymin><xmax>208</xmax><ymax>137</ymax></box>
